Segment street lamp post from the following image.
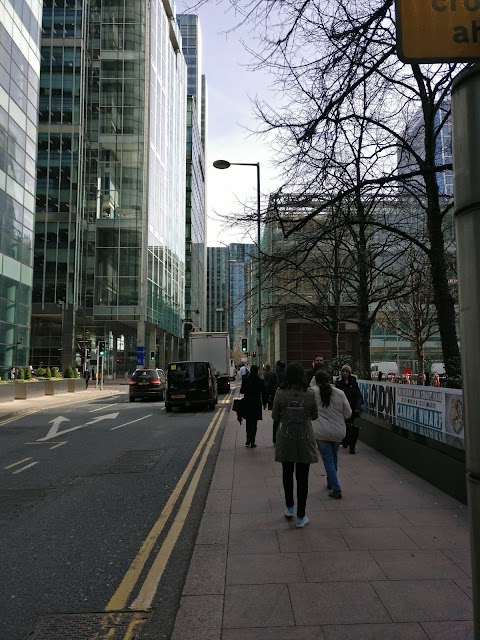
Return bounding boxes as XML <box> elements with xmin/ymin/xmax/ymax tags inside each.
<box><xmin>213</xmin><ymin>159</ymin><xmax>262</xmax><ymax>368</ymax></box>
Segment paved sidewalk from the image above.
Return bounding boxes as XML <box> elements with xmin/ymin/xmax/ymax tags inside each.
<box><xmin>172</xmin><ymin>404</ymin><xmax>474</xmax><ymax>640</ymax></box>
<box><xmin>0</xmin><ymin>382</ymin><xmax>126</xmax><ymax>422</ymax></box>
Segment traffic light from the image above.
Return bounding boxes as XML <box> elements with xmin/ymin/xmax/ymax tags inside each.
<box><xmin>242</xmin><ymin>338</ymin><xmax>247</xmax><ymax>353</ymax></box>
<box><xmin>252</xmin><ymin>350</ymin><xmax>257</xmax><ymax>357</ymax></box>
<box><xmin>98</xmin><ymin>341</ymin><xmax>106</xmax><ymax>356</ymax></box>
<box><xmin>150</xmin><ymin>351</ymin><xmax>155</xmax><ymax>361</ymax></box>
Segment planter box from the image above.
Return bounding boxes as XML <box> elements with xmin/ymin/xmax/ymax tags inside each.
<box><xmin>45</xmin><ymin>380</ymin><xmax>69</xmax><ymax>396</ymax></box>
<box><xmin>0</xmin><ymin>383</ymin><xmax>16</xmax><ymax>403</ymax></box>
<box><xmin>15</xmin><ymin>381</ymin><xmax>47</xmax><ymax>400</ymax></box>
<box><xmin>68</xmin><ymin>379</ymin><xmax>85</xmax><ymax>393</ymax></box>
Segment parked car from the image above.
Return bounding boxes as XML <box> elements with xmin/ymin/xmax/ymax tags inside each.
<box><xmin>129</xmin><ymin>368</ymin><xmax>166</xmax><ymax>402</ymax></box>
<box><xmin>165</xmin><ymin>361</ymin><xmax>218</xmax><ymax>411</ymax></box>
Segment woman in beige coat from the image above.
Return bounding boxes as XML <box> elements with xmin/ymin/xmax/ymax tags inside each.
<box><xmin>273</xmin><ymin>362</ymin><xmax>319</xmax><ymax>528</ymax></box>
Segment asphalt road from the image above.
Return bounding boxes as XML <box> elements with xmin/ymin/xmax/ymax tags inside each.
<box><xmin>0</xmin><ymin>389</ymin><xmax>231</xmax><ymax>640</ymax></box>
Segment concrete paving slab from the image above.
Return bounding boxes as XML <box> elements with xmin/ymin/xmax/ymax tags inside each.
<box><xmin>371</xmin><ymin>579</ymin><xmax>473</xmax><ymax>622</ymax></box>
<box><xmin>370</xmin><ymin>549</ymin><xmax>469</xmax><ymax>580</ymax></box>
<box><xmin>299</xmin><ymin>550</ymin><xmax>387</xmax><ymax>581</ymax></box>
<box><xmin>339</xmin><ymin>527</ymin><xmax>419</xmax><ymax>550</ymax></box>
<box><xmin>182</xmin><ymin>545</ymin><xmax>227</xmax><ymax>596</ymax></box>
<box><xmin>420</xmin><ymin>620</ymin><xmax>474</xmax><ymax>639</ymax></box>
<box><xmin>289</xmin><ymin>582</ymin><xmax>391</xmax><ymax>625</ymax></box>
<box><xmin>223</xmin><ymin>627</ymin><xmax>324</xmax><ymax>639</ymax></box>
<box><xmin>195</xmin><ymin>512</ymin><xmax>230</xmax><ymax>546</ymax></box>
<box><xmin>229</xmin><ymin>512</ymin><xmax>292</xmax><ymax>532</ymax></box>
<box><xmin>399</xmin><ymin>508</ymin><xmax>469</xmax><ymax>527</ymax></box>
<box><xmin>401</xmin><ymin>526</ymin><xmax>471</xmax><ymax>549</ymax></box>
<box><xmin>320</xmin><ymin>495</ymin><xmax>381</xmax><ymax>510</ymax></box>
<box><xmin>228</xmin><ymin>530</ymin><xmax>279</xmax><ymax>555</ymax></box>
<box><xmin>226</xmin><ymin>551</ymin><xmax>305</xmax><ymax>584</ymax></box>
<box><xmin>442</xmin><ymin>548</ymin><xmax>473</xmax><ymax>576</ymax></box>
<box><xmin>170</xmin><ymin>594</ymin><xmax>223</xmax><ymax>640</ymax></box>
<box><xmin>204</xmin><ymin>489</ymin><xmax>232</xmax><ymax>514</ymax></box>
<box><xmin>223</xmin><ymin>584</ymin><xmax>295</xmax><ymax>628</ymax></box>
<box><xmin>343</xmin><ymin>509</ymin><xmax>412</xmax><ymax>528</ymax></box>
<box><xmin>322</xmin><ymin>623</ymin><xmax>429</xmax><ymax>640</ymax></box>
<box><xmin>231</xmin><ymin>495</ymin><xmax>273</xmax><ymax>514</ymax></box>
<box><xmin>277</xmin><ymin>527</ymin><xmax>349</xmax><ymax>553</ymax></box>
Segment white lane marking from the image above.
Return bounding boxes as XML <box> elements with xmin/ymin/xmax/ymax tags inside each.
<box><xmin>42</xmin><ymin>416</ymin><xmax>70</xmax><ymax>440</ymax></box>
<box><xmin>13</xmin><ymin>461</ymin><xmax>39</xmax><ymax>474</ymax></box>
<box><xmin>110</xmin><ymin>415</ymin><xmax>153</xmax><ymax>431</ymax></box>
<box><xmin>89</xmin><ymin>403</ymin><xmax>118</xmax><ymax>412</ymax></box>
<box><xmin>38</xmin><ymin>413</ymin><xmax>119</xmax><ymax>441</ymax></box>
<box><xmin>4</xmin><ymin>457</ymin><xmax>32</xmax><ymax>469</ymax></box>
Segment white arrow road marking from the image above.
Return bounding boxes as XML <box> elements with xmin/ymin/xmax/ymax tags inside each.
<box><xmin>110</xmin><ymin>415</ymin><xmax>152</xmax><ymax>431</ymax></box>
<box><xmin>41</xmin><ymin>416</ymin><xmax>70</xmax><ymax>441</ymax></box>
<box><xmin>38</xmin><ymin>413</ymin><xmax>120</xmax><ymax>441</ymax></box>
<box><xmin>13</xmin><ymin>461</ymin><xmax>39</xmax><ymax>474</ymax></box>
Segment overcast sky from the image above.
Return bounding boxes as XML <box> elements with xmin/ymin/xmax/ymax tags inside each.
<box><xmin>180</xmin><ymin>2</ymin><xmax>279</xmax><ymax>247</ymax></box>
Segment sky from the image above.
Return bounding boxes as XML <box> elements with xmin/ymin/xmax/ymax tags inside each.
<box><xmin>179</xmin><ymin>1</ymin><xmax>280</xmax><ymax>247</ymax></box>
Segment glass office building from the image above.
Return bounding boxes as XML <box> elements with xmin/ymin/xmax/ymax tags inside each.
<box><xmin>0</xmin><ymin>0</ymin><xmax>41</xmax><ymax>377</ymax></box>
<box><xmin>177</xmin><ymin>15</ymin><xmax>207</xmax><ymax>336</ymax></box>
<box><xmin>31</xmin><ymin>0</ymin><xmax>187</xmax><ymax>375</ymax></box>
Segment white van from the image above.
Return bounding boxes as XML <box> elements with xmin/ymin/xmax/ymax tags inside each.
<box><xmin>371</xmin><ymin>362</ymin><xmax>398</xmax><ymax>379</ymax></box>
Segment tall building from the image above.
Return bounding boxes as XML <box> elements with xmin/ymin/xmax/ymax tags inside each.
<box><xmin>177</xmin><ymin>15</ymin><xmax>207</xmax><ymax>337</ymax></box>
<box><xmin>31</xmin><ymin>0</ymin><xmax>187</xmax><ymax>375</ymax></box>
<box><xmin>206</xmin><ymin>244</ymin><xmax>253</xmax><ymax>352</ymax></box>
<box><xmin>0</xmin><ymin>0</ymin><xmax>42</xmax><ymax>377</ymax></box>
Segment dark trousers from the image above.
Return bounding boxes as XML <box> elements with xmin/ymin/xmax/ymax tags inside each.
<box><xmin>246</xmin><ymin>418</ymin><xmax>258</xmax><ymax>444</ymax></box>
<box><xmin>282</xmin><ymin>462</ymin><xmax>310</xmax><ymax>518</ymax></box>
<box><xmin>342</xmin><ymin>420</ymin><xmax>359</xmax><ymax>450</ymax></box>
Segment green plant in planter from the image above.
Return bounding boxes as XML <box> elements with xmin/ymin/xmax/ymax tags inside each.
<box><xmin>17</xmin><ymin>367</ymin><xmax>25</xmax><ymax>381</ymax></box>
<box><xmin>51</xmin><ymin>367</ymin><xmax>60</xmax><ymax>378</ymax></box>
<box><xmin>25</xmin><ymin>367</ymin><xmax>32</xmax><ymax>380</ymax></box>
<box><xmin>64</xmin><ymin>366</ymin><xmax>74</xmax><ymax>378</ymax></box>
<box><xmin>45</xmin><ymin>367</ymin><xmax>52</xmax><ymax>379</ymax></box>
<box><xmin>37</xmin><ymin>367</ymin><xmax>46</xmax><ymax>377</ymax></box>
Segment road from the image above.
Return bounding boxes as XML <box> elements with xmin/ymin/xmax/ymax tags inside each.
<box><xmin>0</xmin><ymin>388</ymin><xmax>231</xmax><ymax>640</ymax></box>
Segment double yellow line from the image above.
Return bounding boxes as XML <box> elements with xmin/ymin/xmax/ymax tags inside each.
<box><xmin>106</xmin><ymin>407</ymin><xmax>225</xmax><ymax>612</ymax></box>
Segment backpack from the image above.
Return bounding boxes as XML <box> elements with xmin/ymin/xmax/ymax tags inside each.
<box><xmin>281</xmin><ymin>395</ymin><xmax>309</xmax><ymax>440</ymax></box>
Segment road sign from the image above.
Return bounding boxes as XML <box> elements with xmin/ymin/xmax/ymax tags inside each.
<box><xmin>396</xmin><ymin>0</ymin><xmax>480</xmax><ymax>62</ymax></box>
<box><xmin>136</xmin><ymin>346</ymin><xmax>145</xmax><ymax>366</ymax></box>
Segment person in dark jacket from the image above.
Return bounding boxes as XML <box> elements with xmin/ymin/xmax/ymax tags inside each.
<box><xmin>273</xmin><ymin>362</ymin><xmax>319</xmax><ymax>528</ymax></box>
<box><xmin>263</xmin><ymin>364</ymin><xmax>277</xmax><ymax>410</ymax></box>
<box><xmin>306</xmin><ymin>354</ymin><xmax>325</xmax><ymax>383</ymax></box>
<box><xmin>272</xmin><ymin>360</ymin><xmax>286</xmax><ymax>444</ymax></box>
<box><xmin>240</xmin><ymin>364</ymin><xmax>268</xmax><ymax>448</ymax></box>
<box><xmin>336</xmin><ymin>364</ymin><xmax>363</xmax><ymax>454</ymax></box>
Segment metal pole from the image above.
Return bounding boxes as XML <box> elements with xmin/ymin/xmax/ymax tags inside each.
<box><xmin>256</xmin><ymin>162</ymin><xmax>262</xmax><ymax>370</ymax></box>
<box><xmin>452</xmin><ymin>64</ymin><xmax>480</xmax><ymax>640</ymax></box>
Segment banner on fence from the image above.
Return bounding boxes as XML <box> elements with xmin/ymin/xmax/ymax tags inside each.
<box><xmin>357</xmin><ymin>380</ymin><xmax>464</xmax><ymax>443</ymax></box>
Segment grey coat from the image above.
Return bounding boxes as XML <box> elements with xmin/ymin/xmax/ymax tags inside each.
<box><xmin>273</xmin><ymin>387</ymin><xmax>319</xmax><ymax>464</ymax></box>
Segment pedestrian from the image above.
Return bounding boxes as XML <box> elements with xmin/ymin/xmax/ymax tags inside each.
<box><xmin>336</xmin><ymin>364</ymin><xmax>363</xmax><ymax>454</ymax></box>
<box><xmin>272</xmin><ymin>360</ymin><xmax>286</xmax><ymax>444</ymax></box>
<box><xmin>273</xmin><ymin>362</ymin><xmax>319</xmax><ymax>528</ymax></box>
<box><xmin>239</xmin><ymin>362</ymin><xmax>250</xmax><ymax>380</ymax></box>
<box><xmin>83</xmin><ymin>368</ymin><xmax>91</xmax><ymax>389</ymax></box>
<box><xmin>311</xmin><ymin>369</ymin><xmax>352</xmax><ymax>499</ymax></box>
<box><xmin>240</xmin><ymin>364</ymin><xmax>268</xmax><ymax>448</ymax></box>
<box><xmin>91</xmin><ymin>367</ymin><xmax>96</xmax><ymax>380</ymax></box>
<box><xmin>263</xmin><ymin>364</ymin><xmax>277</xmax><ymax>410</ymax></box>
<box><xmin>306</xmin><ymin>354</ymin><xmax>327</xmax><ymax>383</ymax></box>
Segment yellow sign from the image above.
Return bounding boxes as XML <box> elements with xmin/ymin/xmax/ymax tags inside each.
<box><xmin>396</xmin><ymin>0</ymin><xmax>480</xmax><ymax>62</ymax></box>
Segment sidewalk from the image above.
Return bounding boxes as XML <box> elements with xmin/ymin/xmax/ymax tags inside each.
<box><xmin>0</xmin><ymin>382</ymin><xmax>125</xmax><ymax>422</ymax></box>
<box><xmin>172</xmin><ymin>404</ymin><xmax>474</xmax><ymax>640</ymax></box>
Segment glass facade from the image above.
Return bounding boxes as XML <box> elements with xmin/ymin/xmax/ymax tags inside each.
<box><xmin>30</xmin><ymin>0</ymin><xmax>187</xmax><ymax>374</ymax></box>
<box><xmin>177</xmin><ymin>14</ymin><xmax>206</xmax><ymax>334</ymax></box>
<box><xmin>206</xmin><ymin>244</ymin><xmax>253</xmax><ymax>350</ymax></box>
<box><xmin>0</xmin><ymin>0</ymin><xmax>41</xmax><ymax>377</ymax></box>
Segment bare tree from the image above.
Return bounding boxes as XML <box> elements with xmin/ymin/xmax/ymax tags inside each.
<box><xmin>217</xmin><ymin>0</ymin><xmax>462</xmax><ymax>381</ymax></box>
<box><xmin>379</xmin><ymin>248</ymin><xmax>440</xmax><ymax>384</ymax></box>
